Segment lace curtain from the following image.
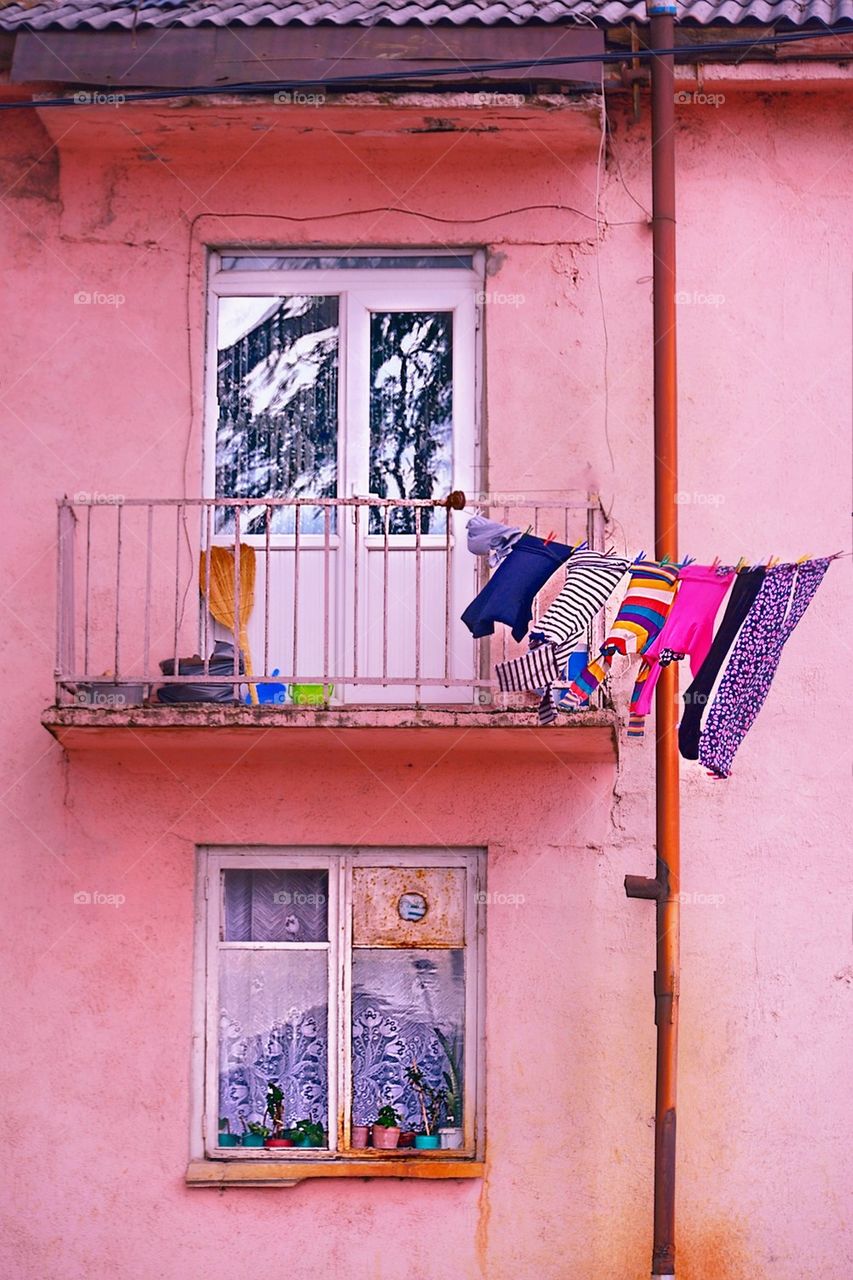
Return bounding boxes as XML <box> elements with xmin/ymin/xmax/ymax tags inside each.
<box><xmin>217</xmin><ymin>872</ymin><xmax>465</xmax><ymax>1137</ymax></box>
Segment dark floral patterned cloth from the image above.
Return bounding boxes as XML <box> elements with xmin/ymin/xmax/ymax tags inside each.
<box><xmin>699</xmin><ymin>559</ymin><xmax>830</xmax><ymax>778</ymax></box>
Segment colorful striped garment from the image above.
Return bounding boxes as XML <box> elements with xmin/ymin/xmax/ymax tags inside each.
<box><xmin>562</xmin><ymin>562</ymin><xmax>680</xmax><ymax>710</ymax></box>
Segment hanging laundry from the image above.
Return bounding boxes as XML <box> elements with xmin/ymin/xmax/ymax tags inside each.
<box><xmin>466</xmin><ymin>514</ymin><xmax>523</xmax><ymax>567</ymax></box>
<box><xmin>461</xmin><ymin>533</ymin><xmax>574</xmax><ymax>643</ymax></box>
<box><xmin>627</xmin><ymin>564</ymin><xmax>736</xmax><ymax>738</ymax></box>
<box><xmin>559</xmin><ymin>561</ymin><xmax>681</xmax><ymax>709</ymax></box>
<box><xmin>698</xmin><ymin>559</ymin><xmax>830</xmax><ymax>777</ymax></box>
<box><xmin>495</xmin><ymin>549</ymin><xmax>632</xmax><ymax>724</ymax></box>
<box><xmin>678</xmin><ymin>566</ymin><xmax>766</xmax><ymax>760</ymax></box>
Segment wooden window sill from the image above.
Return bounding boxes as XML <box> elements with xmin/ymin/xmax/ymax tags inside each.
<box><xmin>186</xmin><ymin>1156</ymin><xmax>485</xmax><ymax>1187</ymax></box>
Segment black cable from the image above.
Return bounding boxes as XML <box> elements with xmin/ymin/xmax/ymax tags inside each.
<box><xmin>0</xmin><ymin>25</ymin><xmax>851</xmax><ymax>110</ymax></box>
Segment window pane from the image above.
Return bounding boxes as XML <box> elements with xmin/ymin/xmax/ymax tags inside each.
<box><xmin>369</xmin><ymin>311</ymin><xmax>453</xmax><ymax>535</ymax></box>
<box><xmin>219</xmin><ymin>949</ymin><xmax>328</xmax><ymax>1140</ymax></box>
<box><xmin>216</xmin><ymin>295</ymin><xmax>339</xmax><ymax>535</ymax></box>
<box><xmin>352</xmin><ymin>949</ymin><xmax>464</xmax><ymax>1131</ymax></box>
<box><xmin>220</xmin><ymin>254</ymin><xmax>474</xmax><ymax>271</ymax></box>
<box><xmin>223</xmin><ymin>869</ymin><xmax>328</xmax><ymax>943</ymax></box>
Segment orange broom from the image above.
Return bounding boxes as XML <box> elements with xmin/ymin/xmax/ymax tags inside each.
<box><xmin>199</xmin><ymin>544</ymin><xmax>258</xmax><ymax>705</ymax></box>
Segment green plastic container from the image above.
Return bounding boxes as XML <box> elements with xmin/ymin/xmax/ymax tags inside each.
<box><xmin>217</xmin><ymin>1132</ymin><xmax>239</xmax><ymax>1147</ymax></box>
<box><xmin>414</xmin><ymin>1134</ymin><xmax>441</xmax><ymax>1150</ymax></box>
<box><xmin>289</xmin><ymin>684</ymin><xmax>334</xmax><ymax>706</ymax></box>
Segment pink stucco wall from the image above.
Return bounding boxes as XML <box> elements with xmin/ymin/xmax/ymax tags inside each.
<box><xmin>1</xmin><ymin>79</ymin><xmax>851</xmax><ymax>1279</ymax></box>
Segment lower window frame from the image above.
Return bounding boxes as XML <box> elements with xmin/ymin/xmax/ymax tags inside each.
<box><xmin>191</xmin><ymin>844</ymin><xmax>486</xmax><ymax>1175</ymax></box>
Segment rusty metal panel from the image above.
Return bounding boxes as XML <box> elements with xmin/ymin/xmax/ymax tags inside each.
<box><xmin>352</xmin><ymin>866</ymin><xmax>465</xmax><ymax>948</ymax></box>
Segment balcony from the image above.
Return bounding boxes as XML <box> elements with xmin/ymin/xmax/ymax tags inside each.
<box><xmin>44</xmin><ymin>494</ymin><xmax>617</xmax><ymax>760</ymax></box>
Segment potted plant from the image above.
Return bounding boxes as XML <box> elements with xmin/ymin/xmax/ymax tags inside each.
<box><xmin>435</xmin><ymin>1029</ymin><xmax>464</xmax><ymax>1150</ymax></box>
<box><xmin>292</xmin><ymin>1119</ymin><xmax>326</xmax><ymax>1149</ymax></box>
<box><xmin>217</xmin><ymin>1117</ymin><xmax>239</xmax><ymax>1148</ymax></box>
<box><xmin>350</xmin><ymin>1120</ymin><xmax>370</xmax><ymax>1149</ymax></box>
<box><xmin>241</xmin><ymin>1121</ymin><xmax>269</xmax><ymax>1148</ymax></box>
<box><xmin>263</xmin><ymin>1081</ymin><xmax>294</xmax><ymax>1148</ymax></box>
<box><xmin>405</xmin><ymin>1061</ymin><xmax>445</xmax><ymax>1149</ymax></box>
<box><xmin>371</xmin><ymin>1104</ymin><xmax>401</xmax><ymax>1150</ymax></box>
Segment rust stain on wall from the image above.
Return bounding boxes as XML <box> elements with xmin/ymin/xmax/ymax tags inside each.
<box><xmin>679</xmin><ymin>1216</ymin><xmax>758</xmax><ymax>1280</ymax></box>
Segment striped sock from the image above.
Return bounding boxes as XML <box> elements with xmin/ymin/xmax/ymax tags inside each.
<box><xmin>560</xmin><ymin>562</ymin><xmax>680</xmax><ymax>723</ymax></box>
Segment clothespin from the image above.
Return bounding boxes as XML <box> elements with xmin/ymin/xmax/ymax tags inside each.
<box><xmin>734</xmin><ymin>557</ymin><xmax>746</xmax><ymax>572</ymax></box>
<box><xmin>522</xmin><ymin>525</ymin><xmax>532</xmax><ymax>537</ymax></box>
<box><xmin>543</xmin><ymin>530</ymin><xmax>556</xmax><ymax>547</ymax></box>
<box><xmin>711</xmin><ymin>556</ymin><xmax>720</xmax><ymax>570</ymax></box>
<box><xmin>767</xmin><ymin>555</ymin><xmax>779</xmax><ymax>568</ymax></box>
<box><xmin>660</xmin><ymin>553</ymin><xmax>670</xmax><ymax>566</ymax></box>
<box><xmin>796</xmin><ymin>552</ymin><xmax>813</xmax><ymax>564</ymax></box>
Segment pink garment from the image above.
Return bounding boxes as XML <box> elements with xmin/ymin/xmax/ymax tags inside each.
<box><xmin>631</xmin><ymin>565</ymin><xmax>735</xmax><ymax>719</ymax></box>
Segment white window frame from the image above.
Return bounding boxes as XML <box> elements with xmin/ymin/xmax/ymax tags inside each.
<box><xmin>204</xmin><ymin>249</ymin><xmax>485</xmax><ymax>526</ymax></box>
<box><xmin>192</xmin><ymin>846</ymin><xmax>486</xmax><ymax>1163</ymax></box>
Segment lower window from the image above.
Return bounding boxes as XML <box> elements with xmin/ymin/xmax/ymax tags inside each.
<box><xmin>201</xmin><ymin>847</ymin><xmax>483</xmax><ymax>1158</ymax></box>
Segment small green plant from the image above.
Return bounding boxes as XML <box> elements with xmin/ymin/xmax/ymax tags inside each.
<box><xmin>374</xmin><ymin>1104</ymin><xmax>401</xmax><ymax>1129</ymax></box>
<box><xmin>246</xmin><ymin>1121</ymin><xmax>270</xmax><ymax>1138</ymax></box>
<box><xmin>435</xmin><ymin>1027</ymin><xmax>463</xmax><ymax>1127</ymax></box>
<box><xmin>293</xmin><ymin>1118</ymin><xmax>325</xmax><ymax>1147</ymax></box>
<box><xmin>405</xmin><ymin>1062</ymin><xmax>446</xmax><ymax>1136</ymax></box>
<box><xmin>264</xmin><ymin>1081</ymin><xmax>286</xmax><ymax>1138</ymax></box>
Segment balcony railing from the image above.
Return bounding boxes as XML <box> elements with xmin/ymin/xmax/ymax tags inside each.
<box><xmin>54</xmin><ymin>494</ymin><xmax>605</xmax><ymax>712</ymax></box>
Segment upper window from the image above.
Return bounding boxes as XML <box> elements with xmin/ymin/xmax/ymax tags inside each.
<box><xmin>201</xmin><ymin>847</ymin><xmax>484</xmax><ymax>1161</ymax></box>
<box><xmin>206</xmin><ymin>249</ymin><xmax>480</xmax><ymax>535</ymax></box>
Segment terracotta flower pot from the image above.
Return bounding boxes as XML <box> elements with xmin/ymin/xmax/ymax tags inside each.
<box><xmin>398</xmin><ymin>1131</ymin><xmax>415</xmax><ymax>1148</ymax></box>
<box><xmin>350</xmin><ymin>1124</ymin><xmax>370</xmax><ymax>1149</ymax></box>
<box><xmin>371</xmin><ymin>1125</ymin><xmax>401</xmax><ymax>1150</ymax></box>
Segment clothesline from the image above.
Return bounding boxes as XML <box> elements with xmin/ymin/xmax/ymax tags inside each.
<box><xmin>461</xmin><ymin>516</ymin><xmax>841</xmax><ymax>778</ymax></box>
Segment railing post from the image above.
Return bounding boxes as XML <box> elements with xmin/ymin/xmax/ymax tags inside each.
<box><xmin>56</xmin><ymin>499</ymin><xmax>77</xmax><ymax>700</ymax></box>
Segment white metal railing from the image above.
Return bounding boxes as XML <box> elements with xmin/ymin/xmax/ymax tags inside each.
<box><xmin>54</xmin><ymin>494</ymin><xmax>605</xmax><ymax>710</ymax></box>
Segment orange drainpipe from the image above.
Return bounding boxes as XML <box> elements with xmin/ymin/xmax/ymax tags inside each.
<box><xmin>624</xmin><ymin>3</ymin><xmax>681</xmax><ymax>1277</ymax></box>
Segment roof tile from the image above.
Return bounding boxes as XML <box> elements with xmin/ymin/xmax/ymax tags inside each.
<box><xmin>0</xmin><ymin>0</ymin><xmax>851</xmax><ymax>32</ymax></box>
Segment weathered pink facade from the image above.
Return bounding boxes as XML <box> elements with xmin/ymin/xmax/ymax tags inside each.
<box><xmin>1</xmin><ymin>50</ymin><xmax>851</xmax><ymax>1280</ymax></box>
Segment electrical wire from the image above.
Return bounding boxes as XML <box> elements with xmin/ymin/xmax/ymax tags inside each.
<box><xmin>1</xmin><ymin>25</ymin><xmax>851</xmax><ymax>109</ymax></box>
